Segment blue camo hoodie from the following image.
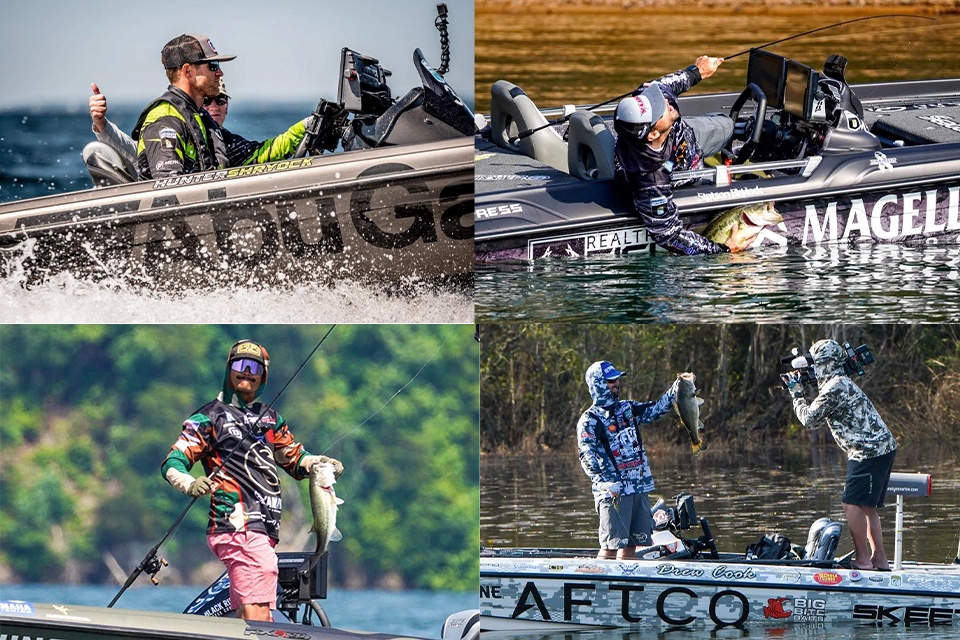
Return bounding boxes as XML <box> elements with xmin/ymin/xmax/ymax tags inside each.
<box><xmin>577</xmin><ymin>362</ymin><xmax>679</xmax><ymax>503</ymax></box>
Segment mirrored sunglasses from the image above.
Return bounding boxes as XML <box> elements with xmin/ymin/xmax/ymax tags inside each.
<box><xmin>230</xmin><ymin>358</ymin><xmax>264</xmax><ymax>375</ymax></box>
<box><xmin>200</xmin><ymin>61</ymin><xmax>221</xmax><ymax>72</ymax></box>
<box><xmin>203</xmin><ymin>95</ymin><xmax>229</xmax><ymax>107</ymax></box>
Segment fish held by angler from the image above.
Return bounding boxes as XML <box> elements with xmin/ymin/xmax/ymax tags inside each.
<box><xmin>703</xmin><ymin>201</ymin><xmax>783</xmax><ymax>250</ymax></box>
<box><xmin>675</xmin><ymin>372</ymin><xmax>706</xmax><ymax>455</ymax></box>
<box><xmin>309</xmin><ymin>461</ymin><xmax>344</xmax><ymax>555</ymax></box>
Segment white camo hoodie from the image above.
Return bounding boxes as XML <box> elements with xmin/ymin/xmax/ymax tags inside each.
<box><xmin>792</xmin><ymin>339</ymin><xmax>897</xmax><ymax>460</ymax></box>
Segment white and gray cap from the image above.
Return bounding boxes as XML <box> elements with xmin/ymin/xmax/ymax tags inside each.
<box><xmin>614</xmin><ymin>83</ymin><xmax>668</xmax><ymax>141</ymax></box>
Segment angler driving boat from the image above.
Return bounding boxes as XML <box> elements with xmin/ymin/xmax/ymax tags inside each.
<box><xmin>479</xmin><ymin>479</ymin><xmax>960</xmax><ymax>631</ymax></box>
<box><xmin>475</xmin><ymin>19</ymin><xmax>960</xmax><ymax>261</ymax></box>
<box><xmin>0</xmin><ymin>5</ymin><xmax>475</xmax><ymax>290</ymax></box>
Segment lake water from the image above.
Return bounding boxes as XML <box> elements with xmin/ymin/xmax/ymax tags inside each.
<box><xmin>0</xmin><ymin>583</ymin><xmax>476</xmax><ymax>638</ymax></box>
<box><xmin>480</xmin><ymin>448</ymin><xmax>960</xmax><ymax>639</ymax></box>
<box><xmin>475</xmin><ymin>244</ymin><xmax>960</xmax><ymax>322</ymax></box>
<box><xmin>473</xmin><ymin>7</ymin><xmax>960</xmax><ymax>323</ymax></box>
<box><xmin>0</xmin><ymin>106</ymin><xmax>473</xmax><ymax>323</ymax></box>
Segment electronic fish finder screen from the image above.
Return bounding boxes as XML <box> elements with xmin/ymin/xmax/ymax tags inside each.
<box><xmin>747</xmin><ymin>49</ymin><xmax>787</xmax><ymax>109</ymax></box>
<box><xmin>783</xmin><ymin>60</ymin><xmax>816</xmax><ymax>120</ymax></box>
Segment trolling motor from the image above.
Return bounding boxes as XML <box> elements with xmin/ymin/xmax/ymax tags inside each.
<box><xmin>779</xmin><ymin>342</ymin><xmax>874</xmax><ymax>389</ymax></box>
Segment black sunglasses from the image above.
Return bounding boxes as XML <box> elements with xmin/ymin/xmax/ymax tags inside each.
<box><xmin>203</xmin><ymin>95</ymin><xmax>229</xmax><ymax>107</ymax></box>
<box><xmin>197</xmin><ymin>61</ymin><xmax>220</xmax><ymax>72</ymax></box>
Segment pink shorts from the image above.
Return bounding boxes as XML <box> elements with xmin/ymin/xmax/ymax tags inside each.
<box><xmin>207</xmin><ymin>531</ymin><xmax>278</xmax><ymax>610</ymax></box>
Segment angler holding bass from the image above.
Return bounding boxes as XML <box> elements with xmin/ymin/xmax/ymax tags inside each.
<box><xmin>161</xmin><ymin>339</ymin><xmax>343</xmax><ymax>622</ymax></box>
<box><xmin>577</xmin><ymin>361</ymin><xmax>699</xmax><ymax>560</ymax></box>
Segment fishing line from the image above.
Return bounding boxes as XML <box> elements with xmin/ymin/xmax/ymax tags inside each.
<box><xmin>505</xmin><ymin>15</ymin><xmax>936</xmax><ymax>144</ymax></box>
<box><xmin>862</xmin><ymin>17</ymin><xmax>941</xmax><ymax>101</ymax></box>
<box><xmin>320</xmin><ymin>327</ymin><xmax>455</xmax><ymax>454</ymax></box>
<box><xmin>108</xmin><ymin>325</ymin><xmax>337</xmax><ymax>607</ymax></box>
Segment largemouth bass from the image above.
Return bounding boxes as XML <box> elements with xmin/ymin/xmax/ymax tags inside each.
<box><xmin>702</xmin><ymin>202</ymin><xmax>783</xmax><ymax>250</ymax></box>
<box><xmin>309</xmin><ymin>461</ymin><xmax>344</xmax><ymax>555</ymax></box>
<box><xmin>675</xmin><ymin>372</ymin><xmax>706</xmax><ymax>455</ymax></box>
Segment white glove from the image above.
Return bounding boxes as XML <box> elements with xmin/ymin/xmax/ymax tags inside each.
<box><xmin>598</xmin><ymin>481</ymin><xmax>621</xmax><ymax>498</ymax></box>
<box><xmin>165</xmin><ymin>468</ymin><xmax>212</xmax><ymax>497</ymax></box>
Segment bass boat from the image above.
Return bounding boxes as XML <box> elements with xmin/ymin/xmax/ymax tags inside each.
<box><xmin>0</xmin><ymin>553</ymin><xmax>481</xmax><ymax>640</ymax></box>
<box><xmin>475</xmin><ymin>49</ymin><xmax>960</xmax><ymax>260</ymax></box>
<box><xmin>480</xmin><ymin>474</ymin><xmax>960</xmax><ymax>631</ymax></box>
<box><xmin>0</xmin><ymin>14</ymin><xmax>475</xmax><ymax>289</ymax></box>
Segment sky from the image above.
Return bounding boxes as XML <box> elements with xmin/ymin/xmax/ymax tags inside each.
<box><xmin>0</xmin><ymin>0</ymin><xmax>474</xmax><ymax>109</ymax></box>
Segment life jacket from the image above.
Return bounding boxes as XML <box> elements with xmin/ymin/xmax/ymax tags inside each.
<box><xmin>132</xmin><ymin>85</ymin><xmax>229</xmax><ymax>172</ymax></box>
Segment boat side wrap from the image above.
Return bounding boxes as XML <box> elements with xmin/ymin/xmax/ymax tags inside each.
<box><xmin>480</xmin><ymin>555</ymin><xmax>960</xmax><ymax>630</ymax></box>
<box><xmin>0</xmin><ymin>139</ymin><xmax>474</xmax><ymax>285</ymax></box>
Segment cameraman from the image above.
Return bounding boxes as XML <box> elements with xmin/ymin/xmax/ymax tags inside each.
<box><xmin>783</xmin><ymin>339</ymin><xmax>897</xmax><ymax>572</ymax></box>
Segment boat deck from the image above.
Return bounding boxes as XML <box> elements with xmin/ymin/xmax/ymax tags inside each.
<box><xmin>475</xmin><ymin>79</ymin><xmax>960</xmax><ymax>195</ymax></box>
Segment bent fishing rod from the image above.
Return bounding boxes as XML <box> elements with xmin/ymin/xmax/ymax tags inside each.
<box><xmin>108</xmin><ymin>325</ymin><xmax>338</xmax><ymax>608</ymax></box>
<box><xmin>507</xmin><ymin>14</ymin><xmax>936</xmax><ymax>144</ymax></box>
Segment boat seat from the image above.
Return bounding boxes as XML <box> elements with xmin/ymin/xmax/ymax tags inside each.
<box><xmin>567</xmin><ymin>110</ymin><xmax>616</xmax><ymax>180</ymax></box>
<box><xmin>489</xmin><ymin>80</ymin><xmax>569</xmax><ymax>174</ymax></box>
<box><xmin>82</xmin><ymin>141</ymin><xmax>136</xmax><ymax>187</ymax></box>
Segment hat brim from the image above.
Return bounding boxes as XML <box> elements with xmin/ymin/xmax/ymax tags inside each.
<box><xmin>200</xmin><ymin>54</ymin><xmax>237</xmax><ymax>63</ymax></box>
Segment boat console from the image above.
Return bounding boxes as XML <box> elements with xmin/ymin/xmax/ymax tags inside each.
<box><xmin>732</xmin><ymin>48</ymin><xmax>881</xmax><ymax>163</ymax></box>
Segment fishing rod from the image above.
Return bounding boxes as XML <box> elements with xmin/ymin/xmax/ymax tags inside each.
<box><xmin>107</xmin><ymin>325</ymin><xmax>338</xmax><ymax>608</ymax></box>
<box><xmin>506</xmin><ymin>14</ymin><xmax>936</xmax><ymax>144</ymax></box>
<box><xmin>319</xmin><ymin>326</ymin><xmax>455</xmax><ymax>455</ymax></box>
<box><xmin>723</xmin><ymin>14</ymin><xmax>935</xmax><ymax>60</ymax></box>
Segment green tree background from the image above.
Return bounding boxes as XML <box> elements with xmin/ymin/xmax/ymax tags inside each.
<box><xmin>479</xmin><ymin>324</ymin><xmax>960</xmax><ymax>454</ymax></box>
<box><xmin>0</xmin><ymin>325</ymin><xmax>479</xmax><ymax>591</ymax></box>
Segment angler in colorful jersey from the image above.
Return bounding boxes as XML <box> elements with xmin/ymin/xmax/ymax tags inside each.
<box><xmin>614</xmin><ymin>56</ymin><xmax>749</xmax><ymax>255</ymax></box>
<box><xmin>161</xmin><ymin>339</ymin><xmax>343</xmax><ymax>621</ymax></box>
<box><xmin>576</xmin><ymin>361</ymin><xmax>682</xmax><ymax>559</ymax></box>
<box><xmin>784</xmin><ymin>339</ymin><xmax>898</xmax><ymax>571</ymax></box>
<box><xmin>133</xmin><ymin>34</ymin><xmax>314</xmax><ymax>180</ymax></box>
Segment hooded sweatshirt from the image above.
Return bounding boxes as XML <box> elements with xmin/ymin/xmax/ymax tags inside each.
<box><xmin>161</xmin><ymin>363</ymin><xmax>312</xmax><ymax>540</ymax></box>
<box><xmin>577</xmin><ymin>362</ymin><xmax>679</xmax><ymax>504</ymax></box>
<box><xmin>792</xmin><ymin>339</ymin><xmax>897</xmax><ymax>461</ymax></box>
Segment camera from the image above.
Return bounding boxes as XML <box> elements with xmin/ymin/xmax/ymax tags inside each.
<box><xmin>779</xmin><ymin>342</ymin><xmax>874</xmax><ymax>389</ymax></box>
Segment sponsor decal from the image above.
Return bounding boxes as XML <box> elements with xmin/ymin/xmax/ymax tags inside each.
<box><xmin>528</xmin><ymin>226</ymin><xmax>652</xmax><ymax>259</ymax></box>
<box><xmin>868</xmin><ymin>575</ymin><xmax>885</xmax><ymax>583</ymax></box>
<box><xmin>243</xmin><ymin>628</ymin><xmax>311</xmax><ymax>639</ymax></box>
<box><xmin>475</xmin><ymin>174</ymin><xmax>552</xmax><ymax>181</ymax></box>
<box><xmin>867</xmin><ymin>101</ymin><xmax>960</xmax><ymax>113</ymax></box>
<box><xmin>0</xmin><ymin>600</ymin><xmax>35</xmax><ymax>616</ymax></box>
<box><xmin>870</xmin><ymin>151</ymin><xmax>897</xmax><ymax>172</ymax></box>
<box><xmin>891</xmin><ymin>575</ymin><xmax>902</xmax><ymax>587</ymax></box>
<box><xmin>574</xmin><ymin>565</ymin><xmax>606</xmax><ymax>574</ymax></box>
<box><xmin>475</xmin><ymin>203</ymin><xmax>524</xmax><ymax>219</ymax></box>
<box><xmin>849</xmin><ymin>570</ymin><xmax>863</xmax><ymax>582</ymax></box>
<box><xmin>763</xmin><ymin>597</ymin><xmax>791</xmax><ymax>619</ymax></box>
<box><xmin>711</xmin><ymin>566</ymin><xmax>757</xmax><ymax>581</ymax></box>
<box><xmin>479</xmin><ymin>584</ymin><xmax>502</xmax><ymax>598</ymax></box>
<box><xmin>656</xmin><ymin>564</ymin><xmax>704</xmax><ymax>577</ymax></box>
<box><xmin>547</xmin><ymin>565</ymin><xmax>564</xmax><ymax>571</ymax></box>
<box><xmin>46</xmin><ymin>602</ymin><xmax>91</xmax><ymax>622</ymax></box>
<box><xmin>793</xmin><ymin>597</ymin><xmax>827</xmax><ymax>622</ymax></box>
<box><xmin>774</xmin><ymin>187</ymin><xmax>960</xmax><ymax>247</ymax></box>
<box><xmin>159</xmin><ymin>127</ymin><xmax>177</xmax><ymax>139</ymax></box>
<box><xmin>779</xmin><ymin>571</ymin><xmax>802</xmax><ymax>583</ymax></box>
<box><xmin>917</xmin><ymin>114</ymin><xmax>960</xmax><ymax>134</ymax></box>
<box><xmin>696</xmin><ymin>185</ymin><xmax>765</xmax><ymax>203</ymax></box>
<box><xmin>652</xmin><ymin>509</ymin><xmax>670</xmax><ymax>527</ymax></box>
<box><xmin>853</xmin><ymin>604</ymin><xmax>958</xmax><ymax>625</ymax></box>
<box><xmin>813</xmin><ymin>571</ymin><xmax>842</xmax><ymax>585</ymax></box>
<box><xmin>235</xmin><ymin>343</ymin><xmax>262</xmax><ymax>357</ymax></box>
<box><xmin>207</xmin><ymin>39</ymin><xmax>219</xmax><ymax>54</ymax></box>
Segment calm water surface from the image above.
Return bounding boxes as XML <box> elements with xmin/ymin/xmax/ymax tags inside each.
<box><xmin>0</xmin><ymin>584</ymin><xmax>475</xmax><ymax>637</ymax></box>
<box><xmin>481</xmin><ymin>449</ymin><xmax>960</xmax><ymax>639</ymax></box>
<box><xmin>475</xmin><ymin>244</ymin><xmax>960</xmax><ymax>322</ymax></box>
<box><xmin>481</xmin><ymin>448</ymin><xmax>960</xmax><ymax>565</ymax></box>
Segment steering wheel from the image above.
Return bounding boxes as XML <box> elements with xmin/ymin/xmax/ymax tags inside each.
<box><xmin>728</xmin><ymin>82</ymin><xmax>767</xmax><ymax>165</ymax></box>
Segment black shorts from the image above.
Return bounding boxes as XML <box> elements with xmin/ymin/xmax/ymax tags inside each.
<box><xmin>842</xmin><ymin>449</ymin><xmax>896</xmax><ymax>508</ymax></box>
